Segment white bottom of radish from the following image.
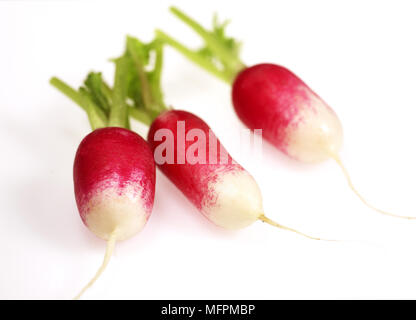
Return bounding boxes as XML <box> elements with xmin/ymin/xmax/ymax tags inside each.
<box><xmin>285</xmin><ymin>90</ymin><xmax>343</xmax><ymax>163</ymax></box>
<box><xmin>85</xmin><ymin>187</ymin><xmax>148</xmax><ymax>241</ymax></box>
<box><xmin>204</xmin><ymin>169</ymin><xmax>263</xmax><ymax>229</ymax></box>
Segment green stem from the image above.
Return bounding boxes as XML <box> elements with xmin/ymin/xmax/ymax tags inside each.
<box><xmin>52</xmin><ymin>34</ymin><xmax>171</xmax><ymax>131</ymax></box>
<box><xmin>101</xmin><ymin>82</ymin><xmax>113</xmax><ymax>103</ymax></box>
<box><xmin>126</xmin><ymin>36</ymin><xmax>168</xmax><ymax>119</ymax></box>
<box><xmin>79</xmin><ymin>89</ymin><xmax>108</xmax><ymax>130</ymax></box>
<box><xmin>156</xmin><ymin>30</ymin><xmax>232</xmax><ymax>83</ymax></box>
<box><xmin>170</xmin><ymin>7</ymin><xmax>245</xmax><ymax>80</ymax></box>
<box><xmin>126</xmin><ymin>37</ymin><xmax>154</xmax><ymax>112</ymax></box>
<box><xmin>50</xmin><ymin>77</ymin><xmax>84</xmax><ymax>109</ymax></box>
<box><xmin>84</xmin><ymin>73</ymin><xmax>111</xmax><ymax>113</ymax></box>
<box><xmin>109</xmin><ymin>57</ymin><xmax>130</xmax><ymax>128</ymax></box>
<box><xmin>51</xmin><ymin>76</ymin><xmax>150</xmax><ymax>128</ymax></box>
<box><xmin>148</xmin><ymin>40</ymin><xmax>167</xmax><ymax>112</ymax></box>
<box><xmin>169</xmin><ymin>6</ymin><xmax>245</xmax><ymax>79</ymax></box>
<box><xmin>50</xmin><ymin>77</ymin><xmax>106</xmax><ymax>129</ymax></box>
<box><xmin>128</xmin><ymin>107</ymin><xmax>153</xmax><ymax>126</ymax></box>
<box><xmin>151</xmin><ymin>41</ymin><xmax>164</xmax><ymax>87</ymax></box>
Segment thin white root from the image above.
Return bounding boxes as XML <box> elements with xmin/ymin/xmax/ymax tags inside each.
<box><xmin>331</xmin><ymin>153</ymin><xmax>416</xmax><ymax>220</ymax></box>
<box><xmin>258</xmin><ymin>214</ymin><xmax>336</xmax><ymax>241</ymax></box>
<box><xmin>74</xmin><ymin>229</ymin><xmax>118</xmax><ymax>300</ymax></box>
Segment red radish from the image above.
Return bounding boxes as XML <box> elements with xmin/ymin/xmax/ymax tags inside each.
<box><xmin>148</xmin><ymin>109</ymin><xmax>323</xmax><ymax>235</ymax></box>
<box><xmin>232</xmin><ymin>64</ymin><xmax>343</xmax><ymax>163</ymax></box>
<box><xmin>156</xmin><ymin>7</ymin><xmax>415</xmax><ymax>219</ymax></box>
<box><xmin>50</xmin><ymin>60</ymin><xmax>156</xmax><ymax>299</ymax></box>
<box><xmin>74</xmin><ymin>127</ymin><xmax>155</xmax><ymax>298</ymax></box>
<box><xmin>121</xmin><ymin>36</ymin><xmax>326</xmax><ymax>238</ymax></box>
<box><xmin>74</xmin><ymin>128</ymin><xmax>155</xmax><ymax>242</ymax></box>
<box><xmin>148</xmin><ymin>110</ymin><xmax>261</xmax><ymax>229</ymax></box>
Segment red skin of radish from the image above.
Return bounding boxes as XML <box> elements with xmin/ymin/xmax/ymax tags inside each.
<box><xmin>232</xmin><ymin>64</ymin><xmax>301</xmax><ymax>150</ymax></box>
<box><xmin>147</xmin><ymin>110</ymin><xmax>238</xmax><ymax>210</ymax></box>
<box><xmin>232</xmin><ymin>63</ymin><xmax>343</xmax><ymax>162</ymax></box>
<box><xmin>74</xmin><ymin>127</ymin><xmax>156</xmax><ymax>239</ymax></box>
<box><xmin>147</xmin><ymin>110</ymin><xmax>263</xmax><ymax>229</ymax></box>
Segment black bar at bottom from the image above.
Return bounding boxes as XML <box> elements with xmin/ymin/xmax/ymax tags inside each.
<box><xmin>0</xmin><ymin>299</ymin><xmax>411</xmax><ymax>318</ymax></box>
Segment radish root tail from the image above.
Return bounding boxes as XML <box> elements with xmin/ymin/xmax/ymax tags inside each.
<box><xmin>74</xmin><ymin>228</ymin><xmax>118</xmax><ymax>300</ymax></box>
<box><xmin>258</xmin><ymin>214</ymin><xmax>336</xmax><ymax>241</ymax></box>
<box><xmin>331</xmin><ymin>154</ymin><xmax>416</xmax><ymax>220</ymax></box>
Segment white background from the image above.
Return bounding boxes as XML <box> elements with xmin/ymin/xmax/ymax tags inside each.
<box><xmin>1</xmin><ymin>0</ymin><xmax>416</xmax><ymax>300</ymax></box>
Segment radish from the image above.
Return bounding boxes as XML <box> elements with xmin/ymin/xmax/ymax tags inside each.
<box><xmin>148</xmin><ymin>109</ymin><xmax>270</xmax><ymax>230</ymax></box>
<box><xmin>146</xmin><ymin>108</ymin><xmax>325</xmax><ymax>237</ymax></box>
<box><xmin>50</xmin><ymin>57</ymin><xmax>156</xmax><ymax>299</ymax></box>
<box><xmin>73</xmin><ymin>127</ymin><xmax>155</xmax><ymax>298</ymax></box>
<box><xmin>149</xmin><ymin>109</ymin><xmax>261</xmax><ymax>229</ymax></box>
<box><xmin>156</xmin><ymin>7</ymin><xmax>414</xmax><ymax>219</ymax></box>
<box><xmin>117</xmin><ymin>36</ymin><xmax>326</xmax><ymax>238</ymax></box>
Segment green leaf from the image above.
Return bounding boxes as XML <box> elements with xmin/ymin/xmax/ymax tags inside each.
<box><xmin>156</xmin><ymin>29</ymin><xmax>232</xmax><ymax>83</ymax></box>
<box><xmin>211</xmin><ymin>13</ymin><xmax>242</xmax><ymax>60</ymax></box>
<box><xmin>83</xmin><ymin>72</ymin><xmax>111</xmax><ymax>115</ymax></box>
<box><xmin>108</xmin><ymin>55</ymin><xmax>131</xmax><ymax>128</ymax></box>
<box><xmin>157</xmin><ymin>6</ymin><xmax>246</xmax><ymax>83</ymax></box>
<box><xmin>125</xmin><ymin>36</ymin><xmax>168</xmax><ymax>116</ymax></box>
<box><xmin>51</xmin><ymin>34</ymin><xmax>169</xmax><ymax>130</ymax></box>
<box><xmin>79</xmin><ymin>87</ymin><xmax>107</xmax><ymax>129</ymax></box>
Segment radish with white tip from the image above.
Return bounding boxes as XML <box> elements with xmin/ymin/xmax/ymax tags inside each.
<box><xmin>50</xmin><ymin>56</ymin><xmax>156</xmax><ymax>299</ymax></box>
<box><xmin>148</xmin><ymin>109</ymin><xmax>311</xmax><ymax>233</ymax></box>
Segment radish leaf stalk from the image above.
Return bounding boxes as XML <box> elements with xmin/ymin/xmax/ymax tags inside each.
<box><xmin>84</xmin><ymin>72</ymin><xmax>112</xmax><ymax>114</ymax></box>
<box><xmin>109</xmin><ymin>55</ymin><xmax>131</xmax><ymax>128</ymax></box>
<box><xmin>125</xmin><ymin>36</ymin><xmax>168</xmax><ymax>118</ymax></box>
<box><xmin>163</xmin><ymin>6</ymin><xmax>245</xmax><ymax>82</ymax></box>
<box><xmin>50</xmin><ymin>77</ymin><xmax>107</xmax><ymax>129</ymax></box>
